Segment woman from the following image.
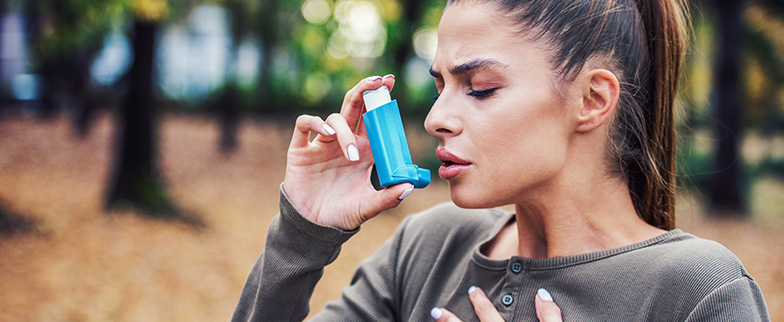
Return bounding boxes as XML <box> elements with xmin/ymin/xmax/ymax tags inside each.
<box><xmin>232</xmin><ymin>0</ymin><xmax>770</xmax><ymax>321</ymax></box>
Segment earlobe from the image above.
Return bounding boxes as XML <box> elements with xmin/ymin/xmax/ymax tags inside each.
<box><xmin>576</xmin><ymin>69</ymin><xmax>619</xmax><ymax>132</ymax></box>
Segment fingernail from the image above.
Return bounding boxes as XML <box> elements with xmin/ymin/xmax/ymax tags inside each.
<box><xmin>347</xmin><ymin>144</ymin><xmax>360</xmax><ymax>161</ymax></box>
<box><xmin>383</xmin><ymin>73</ymin><xmax>395</xmax><ymax>79</ymax></box>
<box><xmin>366</xmin><ymin>75</ymin><xmax>382</xmax><ymax>82</ymax></box>
<box><xmin>430</xmin><ymin>307</ymin><xmax>442</xmax><ymax>319</ymax></box>
<box><xmin>398</xmin><ymin>186</ymin><xmax>414</xmax><ymax>200</ymax></box>
<box><xmin>322</xmin><ymin>123</ymin><xmax>336</xmax><ymax>135</ymax></box>
<box><xmin>468</xmin><ymin>286</ymin><xmax>477</xmax><ymax>295</ymax></box>
<box><xmin>537</xmin><ymin>288</ymin><xmax>553</xmax><ymax>302</ymax></box>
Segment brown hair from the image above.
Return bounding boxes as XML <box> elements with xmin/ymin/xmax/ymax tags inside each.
<box><xmin>448</xmin><ymin>0</ymin><xmax>690</xmax><ymax>230</ymax></box>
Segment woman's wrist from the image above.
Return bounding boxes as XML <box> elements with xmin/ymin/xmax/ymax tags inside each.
<box><xmin>279</xmin><ymin>184</ymin><xmax>359</xmax><ymax>241</ymax></box>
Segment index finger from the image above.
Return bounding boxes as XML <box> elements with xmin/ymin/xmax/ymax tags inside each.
<box><xmin>341</xmin><ymin>74</ymin><xmax>397</xmax><ymax>133</ymax></box>
<box><xmin>468</xmin><ymin>286</ymin><xmax>505</xmax><ymax>321</ymax></box>
<box><xmin>290</xmin><ymin>114</ymin><xmax>331</xmax><ymax>149</ymax></box>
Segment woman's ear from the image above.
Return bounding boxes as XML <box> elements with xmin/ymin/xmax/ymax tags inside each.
<box><xmin>576</xmin><ymin>69</ymin><xmax>619</xmax><ymax>132</ymax></box>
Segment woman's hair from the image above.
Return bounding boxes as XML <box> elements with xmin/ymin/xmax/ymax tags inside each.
<box><xmin>448</xmin><ymin>0</ymin><xmax>690</xmax><ymax>230</ymax></box>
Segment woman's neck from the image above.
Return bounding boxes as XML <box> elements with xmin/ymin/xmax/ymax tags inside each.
<box><xmin>485</xmin><ymin>172</ymin><xmax>665</xmax><ymax>260</ymax></box>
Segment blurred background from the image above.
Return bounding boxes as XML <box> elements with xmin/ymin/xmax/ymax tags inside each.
<box><xmin>0</xmin><ymin>0</ymin><xmax>782</xmax><ymax>320</ymax></box>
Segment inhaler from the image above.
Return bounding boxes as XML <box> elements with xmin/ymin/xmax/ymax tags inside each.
<box><xmin>362</xmin><ymin>86</ymin><xmax>430</xmax><ymax>189</ymax></box>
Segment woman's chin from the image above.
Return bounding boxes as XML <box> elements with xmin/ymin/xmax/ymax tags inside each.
<box><xmin>449</xmin><ymin>184</ymin><xmax>495</xmax><ymax>209</ymax></box>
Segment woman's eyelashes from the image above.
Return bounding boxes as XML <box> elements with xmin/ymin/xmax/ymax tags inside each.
<box><xmin>432</xmin><ymin>88</ymin><xmax>497</xmax><ymax>102</ymax></box>
<box><xmin>468</xmin><ymin>88</ymin><xmax>497</xmax><ymax>98</ymax></box>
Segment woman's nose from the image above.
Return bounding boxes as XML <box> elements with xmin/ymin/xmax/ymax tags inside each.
<box><xmin>424</xmin><ymin>96</ymin><xmax>462</xmax><ymax>138</ymax></box>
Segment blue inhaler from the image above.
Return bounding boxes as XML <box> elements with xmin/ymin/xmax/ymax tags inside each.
<box><xmin>362</xmin><ymin>86</ymin><xmax>430</xmax><ymax>189</ymax></box>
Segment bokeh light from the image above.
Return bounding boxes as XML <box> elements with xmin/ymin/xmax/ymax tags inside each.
<box><xmin>157</xmin><ymin>4</ymin><xmax>231</xmax><ymax>101</ymax></box>
<box><xmin>304</xmin><ymin>72</ymin><xmax>332</xmax><ymax>103</ymax></box>
<box><xmin>329</xmin><ymin>0</ymin><xmax>387</xmax><ymax>59</ymax></box>
<box><xmin>413</xmin><ymin>27</ymin><xmax>438</xmax><ymax>63</ymax></box>
<box><xmin>302</xmin><ymin>0</ymin><xmax>333</xmax><ymax>25</ymax></box>
<box><xmin>91</xmin><ymin>32</ymin><xmax>132</xmax><ymax>87</ymax></box>
<box><xmin>11</xmin><ymin>74</ymin><xmax>42</xmax><ymax>101</ymax></box>
<box><xmin>235</xmin><ymin>37</ymin><xmax>261</xmax><ymax>88</ymax></box>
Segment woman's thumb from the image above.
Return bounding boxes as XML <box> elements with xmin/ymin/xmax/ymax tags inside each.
<box><xmin>373</xmin><ymin>183</ymin><xmax>414</xmax><ymax>212</ymax></box>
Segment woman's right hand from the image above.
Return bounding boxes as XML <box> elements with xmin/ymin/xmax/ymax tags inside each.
<box><xmin>282</xmin><ymin>74</ymin><xmax>415</xmax><ymax>231</ymax></box>
<box><xmin>430</xmin><ymin>287</ymin><xmax>563</xmax><ymax>322</ymax></box>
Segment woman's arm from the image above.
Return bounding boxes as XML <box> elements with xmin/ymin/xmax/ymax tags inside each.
<box><xmin>231</xmin><ymin>188</ymin><xmax>358</xmax><ymax>321</ymax></box>
<box><xmin>232</xmin><ymin>187</ymin><xmax>411</xmax><ymax>321</ymax></box>
<box><xmin>233</xmin><ymin>74</ymin><xmax>413</xmax><ymax>321</ymax></box>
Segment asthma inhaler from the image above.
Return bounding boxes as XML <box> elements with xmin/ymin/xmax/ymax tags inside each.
<box><xmin>362</xmin><ymin>86</ymin><xmax>430</xmax><ymax>189</ymax></box>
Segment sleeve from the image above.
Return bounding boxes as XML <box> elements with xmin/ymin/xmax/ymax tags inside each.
<box><xmin>308</xmin><ymin>215</ymin><xmax>409</xmax><ymax>322</ymax></box>
<box><xmin>230</xmin><ymin>188</ymin><xmax>358</xmax><ymax>322</ymax></box>
<box><xmin>684</xmin><ymin>274</ymin><xmax>770</xmax><ymax>322</ymax></box>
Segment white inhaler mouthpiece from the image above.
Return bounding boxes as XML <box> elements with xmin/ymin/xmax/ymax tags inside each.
<box><xmin>362</xmin><ymin>86</ymin><xmax>392</xmax><ymax>111</ymax></box>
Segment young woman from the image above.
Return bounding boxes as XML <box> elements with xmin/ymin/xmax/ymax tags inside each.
<box><xmin>232</xmin><ymin>0</ymin><xmax>770</xmax><ymax>321</ymax></box>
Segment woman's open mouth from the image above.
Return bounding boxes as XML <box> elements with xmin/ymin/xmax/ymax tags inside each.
<box><xmin>436</xmin><ymin>149</ymin><xmax>471</xmax><ymax>180</ymax></box>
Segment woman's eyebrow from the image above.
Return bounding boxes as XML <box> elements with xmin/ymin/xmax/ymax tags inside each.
<box><xmin>429</xmin><ymin>58</ymin><xmax>507</xmax><ymax>78</ymax></box>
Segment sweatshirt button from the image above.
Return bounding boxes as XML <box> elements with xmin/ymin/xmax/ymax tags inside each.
<box><xmin>502</xmin><ymin>294</ymin><xmax>514</xmax><ymax>306</ymax></box>
<box><xmin>511</xmin><ymin>262</ymin><xmax>522</xmax><ymax>273</ymax></box>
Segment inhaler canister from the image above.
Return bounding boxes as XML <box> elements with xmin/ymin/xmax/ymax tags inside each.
<box><xmin>362</xmin><ymin>86</ymin><xmax>430</xmax><ymax>189</ymax></box>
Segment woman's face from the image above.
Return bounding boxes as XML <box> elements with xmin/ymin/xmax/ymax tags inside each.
<box><xmin>425</xmin><ymin>1</ymin><xmax>580</xmax><ymax>208</ymax></box>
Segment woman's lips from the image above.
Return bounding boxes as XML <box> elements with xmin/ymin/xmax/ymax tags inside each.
<box><xmin>436</xmin><ymin>149</ymin><xmax>471</xmax><ymax>180</ymax></box>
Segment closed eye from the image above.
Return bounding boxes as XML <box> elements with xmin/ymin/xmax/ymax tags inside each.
<box><xmin>468</xmin><ymin>88</ymin><xmax>497</xmax><ymax>98</ymax></box>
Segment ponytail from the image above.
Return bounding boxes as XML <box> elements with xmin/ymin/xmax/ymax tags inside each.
<box><xmin>449</xmin><ymin>0</ymin><xmax>691</xmax><ymax>229</ymax></box>
<box><xmin>632</xmin><ymin>0</ymin><xmax>689</xmax><ymax>230</ymax></box>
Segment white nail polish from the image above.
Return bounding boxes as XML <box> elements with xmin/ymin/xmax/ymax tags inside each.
<box><xmin>537</xmin><ymin>288</ymin><xmax>553</xmax><ymax>302</ymax></box>
<box><xmin>398</xmin><ymin>187</ymin><xmax>414</xmax><ymax>200</ymax></box>
<box><xmin>366</xmin><ymin>75</ymin><xmax>382</xmax><ymax>82</ymax></box>
<box><xmin>347</xmin><ymin>144</ymin><xmax>360</xmax><ymax>161</ymax></box>
<box><xmin>468</xmin><ymin>286</ymin><xmax>477</xmax><ymax>294</ymax></box>
<box><xmin>322</xmin><ymin>124</ymin><xmax>336</xmax><ymax>135</ymax></box>
<box><xmin>430</xmin><ymin>307</ymin><xmax>442</xmax><ymax>319</ymax></box>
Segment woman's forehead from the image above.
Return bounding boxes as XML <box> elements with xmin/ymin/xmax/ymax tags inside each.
<box><xmin>433</xmin><ymin>2</ymin><xmax>540</xmax><ymax>73</ymax></box>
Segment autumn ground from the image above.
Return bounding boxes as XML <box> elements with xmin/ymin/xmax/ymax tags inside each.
<box><xmin>0</xmin><ymin>113</ymin><xmax>782</xmax><ymax>321</ymax></box>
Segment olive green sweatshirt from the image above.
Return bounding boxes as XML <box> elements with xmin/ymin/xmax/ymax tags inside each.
<box><xmin>232</xmin><ymin>190</ymin><xmax>770</xmax><ymax>321</ymax></box>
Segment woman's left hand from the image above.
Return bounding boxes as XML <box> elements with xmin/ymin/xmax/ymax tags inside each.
<box><xmin>430</xmin><ymin>287</ymin><xmax>563</xmax><ymax>322</ymax></box>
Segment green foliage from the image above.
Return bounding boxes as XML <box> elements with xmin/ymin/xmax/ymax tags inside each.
<box><xmin>15</xmin><ymin>0</ymin><xmax>196</xmax><ymax>63</ymax></box>
<box><xmin>741</xmin><ymin>5</ymin><xmax>784</xmax><ymax>134</ymax></box>
<box><xmin>235</xmin><ymin>0</ymin><xmax>447</xmax><ymax>117</ymax></box>
<box><xmin>17</xmin><ymin>0</ymin><xmax>126</xmax><ymax>60</ymax></box>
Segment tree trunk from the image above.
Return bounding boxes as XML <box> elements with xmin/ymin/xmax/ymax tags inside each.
<box><xmin>709</xmin><ymin>0</ymin><xmax>746</xmax><ymax>216</ymax></box>
<box><xmin>219</xmin><ymin>1</ymin><xmax>245</xmax><ymax>153</ymax></box>
<box><xmin>106</xmin><ymin>20</ymin><xmax>173</xmax><ymax>217</ymax></box>
<box><xmin>256</xmin><ymin>0</ymin><xmax>280</xmax><ymax>114</ymax></box>
<box><xmin>218</xmin><ymin>82</ymin><xmax>240</xmax><ymax>153</ymax></box>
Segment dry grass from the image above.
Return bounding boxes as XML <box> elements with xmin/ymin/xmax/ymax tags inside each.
<box><xmin>0</xmin><ymin>114</ymin><xmax>781</xmax><ymax>321</ymax></box>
